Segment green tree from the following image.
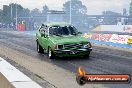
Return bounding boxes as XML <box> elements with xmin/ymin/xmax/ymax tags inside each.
<box><xmin>42</xmin><ymin>5</ymin><xmax>49</xmax><ymax>15</ymax></box>
<box><xmin>63</xmin><ymin>0</ymin><xmax>87</xmax><ymax>15</ymax></box>
<box><xmin>63</xmin><ymin>0</ymin><xmax>87</xmax><ymax>31</ymax></box>
<box><xmin>42</xmin><ymin>5</ymin><xmax>49</xmax><ymax>22</ymax></box>
<box><xmin>9</xmin><ymin>3</ymin><xmax>30</xmax><ymax>17</ymax></box>
<box><xmin>8</xmin><ymin>4</ymin><xmax>23</xmax><ymax>17</ymax></box>
<box><xmin>129</xmin><ymin>0</ymin><xmax>132</xmax><ymax>16</ymax></box>
<box><xmin>30</xmin><ymin>8</ymin><xmax>41</xmax><ymax>17</ymax></box>
<box><xmin>1</xmin><ymin>3</ymin><xmax>28</xmax><ymax>24</ymax></box>
<box><xmin>0</xmin><ymin>9</ymin><xmax>3</xmax><ymax>22</ymax></box>
<box><xmin>123</xmin><ymin>8</ymin><xmax>127</xmax><ymax>16</ymax></box>
<box><xmin>2</xmin><ymin>5</ymin><xmax>11</xmax><ymax>23</ymax></box>
<box><xmin>22</xmin><ymin>8</ymin><xmax>30</xmax><ymax>17</ymax></box>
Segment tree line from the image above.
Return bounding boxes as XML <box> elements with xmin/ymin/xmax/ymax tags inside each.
<box><xmin>0</xmin><ymin>0</ymin><xmax>132</xmax><ymax>30</ymax></box>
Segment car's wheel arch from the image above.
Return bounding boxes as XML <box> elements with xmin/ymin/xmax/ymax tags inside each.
<box><xmin>36</xmin><ymin>39</ymin><xmax>38</xmax><ymax>42</ymax></box>
<box><xmin>47</xmin><ymin>46</ymin><xmax>56</xmax><ymax>59</ymax></box>
<box><xmin>48</xmin><ymin>46</ymin><xmax>52</xmax><ymax>52</ymax></box>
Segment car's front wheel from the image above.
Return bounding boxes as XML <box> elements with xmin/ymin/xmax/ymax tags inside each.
<box><xmin>37</xmin><ymin>42</ymin><xmax>44</xmax><ymax>53</ymax></box>
<box><xmin>83</xmin><ymin>52</ymin><xmax>90</xmax><ymax>59</ymax></box>
<box><xmin>48</xmin><ymin>48</ymin><xmax>55</xmax><ymax>59</ymax></box>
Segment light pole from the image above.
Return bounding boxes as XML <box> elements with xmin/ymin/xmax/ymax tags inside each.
<box><xmin>15</xmin><ymin>3</ymin><xmax>17</xmax><ymax>30</ymax></box>
<box><xmin>11</xmin><ymin>4</ymin><xmax>12</xmax><ymax>19</ymax></box>
<box><xmin>69</xmin><ymin>0</ymin><xmax>71</xmax><ymax>24</ymax></box>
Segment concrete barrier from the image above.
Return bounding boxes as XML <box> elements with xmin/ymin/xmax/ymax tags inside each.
<box><xmin>0</xmin><ymin>73</ymin><xmax>15</xmax><ymax>88</ymax></box>
<box><xmin>0</xmin><ymin>28</ymin><xmax>15</xmax><ymax>31</ymax></box>
<box><xmin>0</xmin><ymin>57</ymin><xmax>42</xmax><ymax>88</ymax></box>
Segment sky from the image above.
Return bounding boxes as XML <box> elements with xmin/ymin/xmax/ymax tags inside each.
<box><xmin>0</xmin><ymin>0</ymin><xmax>131</xmax><ymax>15</ymax></box>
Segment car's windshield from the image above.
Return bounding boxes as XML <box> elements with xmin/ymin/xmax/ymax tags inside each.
<box><xmin>49</xmin><ymin>26</ymin><xmax>78</xmax><ymax>36</ymax></box>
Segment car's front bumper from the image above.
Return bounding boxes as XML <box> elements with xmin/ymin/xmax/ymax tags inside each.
<box><xmin>54</xmin><ymin>48</ymin><xmax>92</xmax><ymax>57</ymax></box>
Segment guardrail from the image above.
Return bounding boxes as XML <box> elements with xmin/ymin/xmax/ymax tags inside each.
<box><xmin>0</xmin><ymin>28</ymin><xmax>15</xmax><ymax>31</ymax></box>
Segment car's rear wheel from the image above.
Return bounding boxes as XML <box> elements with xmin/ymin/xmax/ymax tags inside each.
<box><xmin>37</xmin><ymin>42</ymin><xmax>44</xmax><ymax>53</ymax></box>
<box><xmin>48</xmin><ymin>48</ymin><xmax>55</xmax><ymax>59</ymax></box>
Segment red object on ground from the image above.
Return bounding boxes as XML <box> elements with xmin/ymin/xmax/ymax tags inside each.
<box><xmin>17</xmin><ymin>24</ymin><xmax>25</xmax><ymax>31</ymax></box>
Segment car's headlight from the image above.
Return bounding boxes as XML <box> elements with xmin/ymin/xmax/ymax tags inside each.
<box><xmin>83</xmin><ymin>43</ymin><xmax>92</xmax><ymax>48</ymax></box>
<box><xmin>83</xmin><ymin>44</ymin><xmax>88</xmax><ymax>48</ymax></box>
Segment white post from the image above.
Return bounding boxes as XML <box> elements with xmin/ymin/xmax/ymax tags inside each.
<box><xmin>69</xmin><ymin>0</ymin><xmax>71</xmax><ymax>24</ymax></box>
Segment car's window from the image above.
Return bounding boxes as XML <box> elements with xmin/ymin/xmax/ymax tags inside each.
<box><xmin>49</xmin><ymin>26</ymin><xmax>78</xmax><ymax>36</ymax></box>
<box><xmin>68</xmin><ymin>26</ymin><xmax>78</xmax><ymax>35</ymax></box>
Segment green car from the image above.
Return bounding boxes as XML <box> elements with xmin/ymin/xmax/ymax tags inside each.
<box><xmin>36</xmin><ymin>22</ymin><xmax>92</xmax><ymax>59</ymax></box>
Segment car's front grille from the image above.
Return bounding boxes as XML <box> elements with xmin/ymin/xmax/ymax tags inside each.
<box><xmin>64</xmin><ymin>44</ymin><xmax>83</xmax><ymax>49</ymax></box>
